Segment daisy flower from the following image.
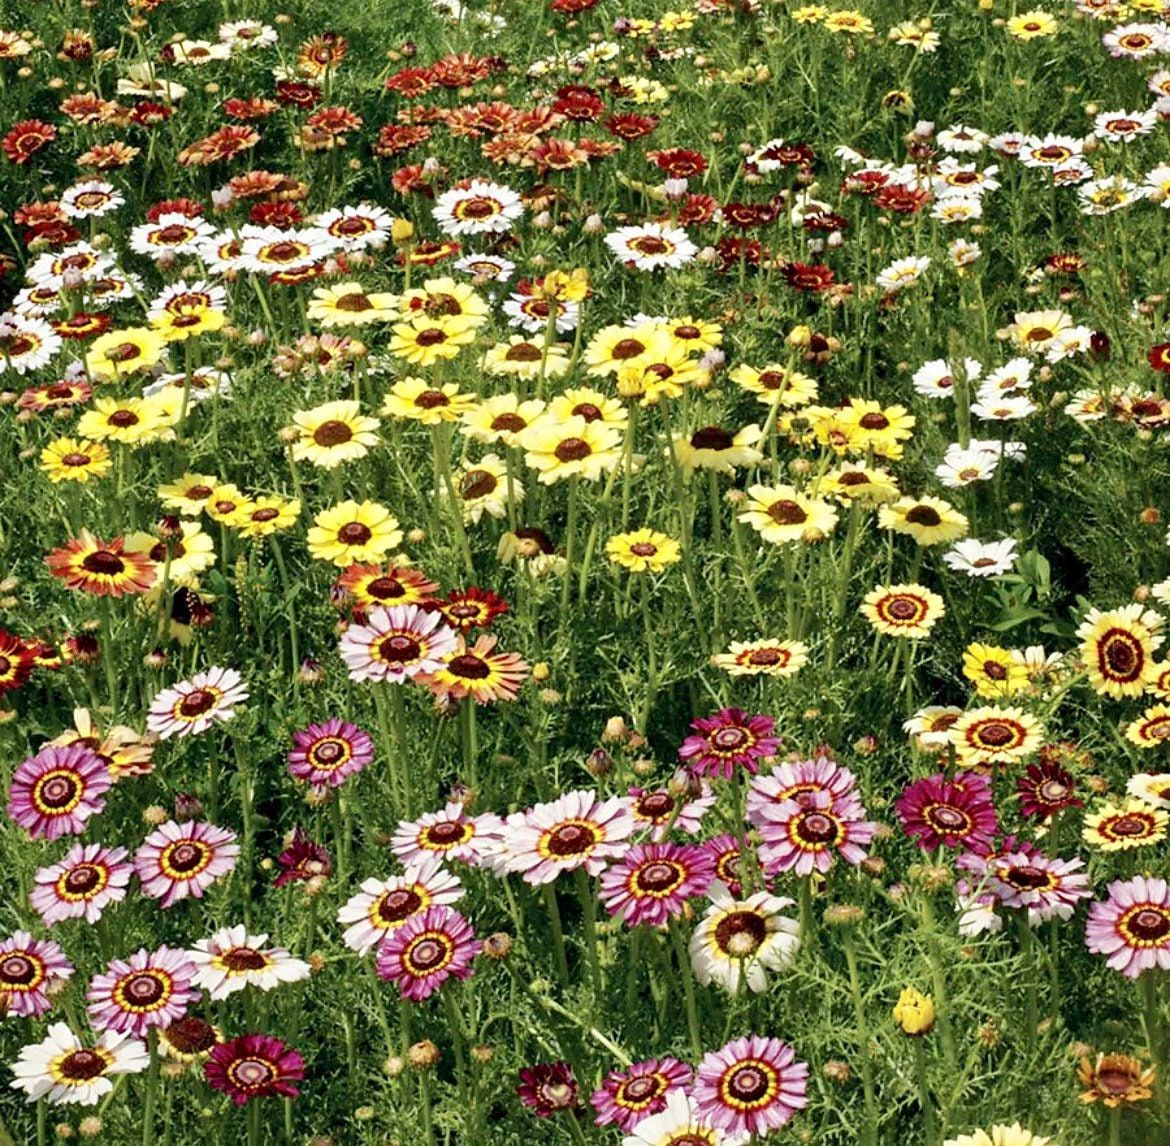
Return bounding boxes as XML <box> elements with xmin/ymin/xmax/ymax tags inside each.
<box><xmin>423</xmin><ymin>635</ymin><xmax>530</xmax><ymax>704</ymax></box>
<box><xmin>0</xmin><ymin>932</ymin><xmax>73</xmax><ymax>1018</ymax></box>
<box><xmin>1083</xmin><ymin>798</ymin><xmax>1167</xmax><ymax>851</ymax></box>
<box><xmin>337</xmin><ymin>857</ymin><xmax>464</xmax><ymax>955</ymax></box>
<box><xmin>693</xmin><ymin>1034</ymin><xmax>809</xmax><ymax>1139</ymax></box>
<box><xmin>598</xmin><ymin>842</ymin><xmax>715</xmax><ymax>927</ymax></box>
<box><xmin>689</xmin><ymin>885</ymin><xmax>800</xmax><ymax>994</ymax></box>
<box><xmin>862</xmin><ymin>583</ymin><xmax>946</xmax><ymax>639</ymax></box>
<box><xmin>187</xmin><ymin>926</ymin><xmax>311</xmax><ymax>999</ymax></box>
<box><xmin>943</xmin><ymin>538</ymin><xmax>1019</xmax><ymax>577</ymax></box>
<box><xmin>1077</xmin><ymin>1052</ymin><xmax>1154</xmax><ymax>1107</ymax></box>
<box><xmin>875</xmin><ymin>255</ymin><xmax>930</xmax><ymax>292</ymax></box>
<box><xmin>755</xmin><ymin>790</ymin><xmax>878</xmax><ymax>877</ymax></box>
<box><xmin>205</xmin><ymin>1035</ymin><xmax>304</xmax><ymax>1105</ymax></box>
<box><xmin>375</xmin><ymin>904</ymin><xmax>481</xmax><ymax>1001</ymax></box>
<box><xmin>287</xmin><ymin>717</ymin><xmax>373</xmax><ymax>792</ymax></box>
<box><xmin>147</xmin><ymin>666</ymin><xmax>248</xmax><ymax>739</ymax></box>
<box><xmin>738</xmin><ymin>484</ymin><xmax>838</xmax><ymax>544</ymax></box>
<box><xmin>517</xmin><ymin>1061</ymin><xmax>579</xmax><ymax>1117</ymax></box>
<box><xmin>10</xmin><ymin>1023</ymin><xmax>149</xmax><ymax>1107</ymax></box>
<box><xmin>390</xmin><ymin>802</ymin><xmax>498</xmax><ymax>867</ymax></box>
<box><xmin>1086</xmin><ymin>875</ymin><xmax>1170</xmax><ymax>978</ymax></box>
<box><xmin>678</xmin><ymin>708</ymin><xmax>779</xmax><ymax>779</ymax></box>
<box><xmin>7</xmin><ymin>745</ymin><xmax>111</xmax><ymax>840</ymax></box>
<box><xmin>896</xmin><ymin>772</ymin><xmax>997</xmax><ymax>853</ymax></box>
<box><xmin>627</xmin><ymin>785</ymin><xmax>716</xmax><ymax>841</ymax></box>
<box><xmin>982</xmin><ymin>850</ymin><xmax>1092</xmax><ymax>921</ymax></box>
<box><xmin>950</xmin><ymin>706</ymin><xmax>1042</xmax><ymax>768</ymax></box>
<box><xmin>338</xmin><ymin>604</ymin><xmax>458</xmax><ymax>683</ymax></box>
<box><xmin>290</xmin><ymin>400</ymin><xmax>381</xmax><ymax>467</ymax></box>
<box><xmin>1127</xmin><ymin>773</ymin><xmax>1170</xmax><ymax>810</ymax></box>
<box><xmin>1017</xmin><ymin>759</ymin><xmax>1082</xmax><ymax>820</ymax></box>
<box><xmin>605</xmin><ymin>222</ymin><xmax>696</xmax><ymax>271</ymax></box>
<box><xmin>307</xmin><ymin>500</ymin><xmax>403</xmax><ymax>566</ymax></box>
<box><xmin>135</xmin><ymin>820</ymin><xmax>239</xmax><ymax>908</ymax></box>
<box><xmin>86</xmin><ymin>946</ymin><xmax>198</xmax><ymax>1038</ymax></box>
<box><xmin>433</xmin><ymin>179</ymin><xmax>523</xmax><ymax>236</ymax></box>
<box><xmin>45</xmin><ymin>532</ymin><xmax>156</xmax><ymax>597</ymax></box>
<box><xmin>501</xmin><ymin>791</ymin><xmax>635</xmax><ymax>884</ymax></box>
<box><xmin>31</xmin><ymin>842</ymin><xmax>132</xmax><ymax>926</ymax></box>
<box><xmin>712</xmin><ymin>638</ymin><xmax>809</xmax><ymax>678</ymax></box>
<box><xmin>591</xmin><ymin>1057</ymin><xmax>692</xmax><ymax>1133</ymax></box>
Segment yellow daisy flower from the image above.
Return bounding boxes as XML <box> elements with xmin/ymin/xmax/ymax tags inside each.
<box><xmin>307</xmin><ymin>500</ymin><xmax>403</xmax><ymax>567</ymax></box>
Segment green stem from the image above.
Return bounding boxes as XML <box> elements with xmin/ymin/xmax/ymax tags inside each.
<box><xmin>575</xmin><ymin>868</ymin><xmax>603</xmax><ymax>998</ymax></box>
<box><xmin>141</xmin><ymin>1029</ymin><xmax>159</xmax><ymax>1145</ymax></box>
<box><xmin>668</xmin><ymin>918</ymin><xmax>703</xmax><ymax>1060</ymax></box>
<box><xmin>912</xmin><ymin>1038</ymin><xmax>937</xmax><ymax>1145</ymax></box>
<box><xmin>542</xmin><ymin>883</ymin><xmax>570</xmax><ymax>986</ymax></box>
<box><xmin>843</xmin><ymin>937</ymin><xmax>878</xmax><ymax>1146</ymax></box>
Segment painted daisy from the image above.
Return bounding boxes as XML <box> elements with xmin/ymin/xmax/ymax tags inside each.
<box><xmin>30</xmin><ymin>843</ymin><xmax>132</xmax><ymax>926</ymax></box>
<box><xmin>338</xmin><ymin>604</ymin><xmax>458</xmax><ymax>683</ymax></box>
<box><xmin>287</xmin><ymin>717</ymin><xmax>373</xmax><ymax>792</ymax></box>
<box><xmin>693</xmin><ymin>1034</ymin><xmax>809</xmax><ymax>1139</ymax></box>
<box><xmin>0</xmin><ymin>932</ymin><xmax>73</xmax><ymax>1018</ymax></box>
<box><xmin>375</xmin><ymin>904</ymin><xmax>481</xmax><ymax>1001</ymax></box>
<box><xmin>86</xmin><ymin>946</ymin><xmax>198</xmax><ymax>1038</ymax></box>
<box><xmin>147</xmin><ymin>667</ymin><xmax>248</xmax><ymax>739</ymax></box>
<box><xmin>10</xmin><ymin>1023</ymin><xmax>149</xmax><ymax>1107</ymax></box>
<box><xmin>187</xmin><ymin>926</ymin><xmax>311</xmax><ymax>999</ymax></box>
<box><xmin>134</xmin><ymin>821</ymin><xmax>240</xmax><ymax>908</ymax></box>
<box><xmin>337</xmin><ymin>857</ymin><xmax>464</xmax><ymax>955</ymax></box>
<box><xmin>7</xmin><ymin>745</ymin><xmax>112</xmax><ymax>840</ymax></box>
<box><xmin>689</xmin><ymin>885</ymin><xmax>800</xmax><ymax>994</ymax></box>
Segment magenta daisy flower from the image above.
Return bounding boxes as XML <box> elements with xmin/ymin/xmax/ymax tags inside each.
<box><xmin>693</xmin><ymin>1034</ymin><xmax>809</xmax><ymax>1139</ymax></box>
<box><xmin>7</xmin><ymin>745</ymin><xmax>111</xmax><ymax>840</ymax></box>
<box><xmin>756</xmin><ymin>790</ymin><xmax>879</xmax><ymax>877</ymax></box>
<box><xmin>337</xmin><ymin>856</ymin><xmax>464</xmax><ymax>955</ymax></box>
<box><xmin>678</xmin><ymin>708</ymin><xmax>779</xmax><ymax>779</ymax></box>
<box><xmin>598</xmin><ymin>842</ymin><xmax>715</xmax><ymax>927</ymax></box>
<box><xmin>590</xmin><ymin>1057</ymin><xmax>692</xmax><ymax>1133</ymax></box>
<box><xmin>390</xmin><ymin>801</ymin><xmax>499</xmax><ymax>867</ymax></box>
<box><xmin>204</xmin><ymin>1034</ymin><xmax>304</xmax><ymax>1105</ymax></box>
<box><xmin>146</xmin><ymin>666</ymin><xmax>248</xmax><ymax>739</ymax></box>
<box><xmin>0</xmin><ymin>932</ymin><xmax>73</xmax><ymax>1018</ymax></box>
<box><xmin>31</xmin><ymin>842</ymin><xmax>132</xmax><ymax>926</ymax></box>
<box><xmin>287</xmin><ymin>717</ymin><xmax>373</xmax><ymax>792</ymax></box>
<box><xmin>501</xmin><ymin>790</ymin><xmax>635</xmax><ymax>885</ymax></box>
<box><xmin>700</xmin><ymin>833</ymin><xmax>746</xmax><ymax>897</ymax></box>
<box><xmin>895</xmin><ymin>771</ymin><xmax>998</xmax><ymax>853</ymax></box>
<box><xmin>627</xmin><ymin>784</ymin><xmax>716</xmax><ymax>841</ymax></box>
<box><xmin>375</xmin><ymin>904</ymin><xmax>481</xmax><ymax>1001</ymax></box>
<box><xmin>134</xmin><ymin>820</ymin><xmax>239</xmax><ymax>908</ymax></box>
<box><xmin>338</xmin><ymin>604</ymin><xmax>458</xmax><ymax>683</ymax></box>
<box><xmin>1086</xmin><ymin>875</ymin><xmax>1170</xmax><ymax>978</ymax></box>
<box><xmin>87</xmin><ymin>946</ymin><xmax>198</xmax><ymax>1037</ymax></box>
<box><xmin>1016</xmin><ymin>759</ymin><xmax>1082</xmax><ymax>820</ymax></box>
<box><xmin>985</xmin><ymin>850</ymin><xmax>1092</xmax><ymax>922</ymax></box>
<box><xmin>517</xmin><ymin>1061</ymin><xmax>579</xmax><ymax>1117</ymax></box>
<box><xmin>746</xmin><ymin>756</ymin><xmax>863</xmax><ymax>824</ymax></box>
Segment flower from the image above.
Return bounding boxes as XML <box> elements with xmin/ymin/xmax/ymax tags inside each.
<box><xmin>861</xmin><ymin>583</ymin><xmax>945</xmax><ymax>638</ymax></box>
<box><xmin>520</xmin><ymin>415</ymin><xmax>623</xmax><ymax>484</ymax></box>
<box><xmin>689</xmin><ymin>885</ymin><xmax>800</xmax><ymax>994</ymax></box>
<box><xmin>45</xmin><ymin>532</ymin><xmax>156</xmax><ymax>597</ymax></box>
<box><xmin>693</xmin><ymin>1035</ymin><xmax>808</xmax><ymax>1138</ymax></box>
<box><xmin>628</xmin><ymin>785</ymin><xmax>716</xmax><ymax>841</ymax></box>
<box><xmin>678</xmin><ymin>709</ymin><xmax>779</xmax><ymax>779</ymax></box>
<box><xmin>712</xmin><ymin>639</ymin><xmax>808</xmax><ymax>678</ymax></box>
<box><xmin>607</xmin><ymin>529</ymin><xmax>682</xmax><ymax>573</ymax></box>
<box><xmin>1086</xmin><ymin>875</ymin><xmax>1170</xmax><ymax>978</ymax></box>
<box><xmin>337</xmin><ymin>857</ymin><xmax>463</xmax><ymax>955</ymax></box>
<box><xmin>39</xmin><ymin>438</ymin><xmax>112</xmax><ymax>484</ymax></box>
<box><xmin>307</xmin><ymin>500</ymin><xmax>403</xmax><ymax>566</ymax></box>
<box><xmin>1077</xmin><ymin>1052</ymin><xmax>1155</xmax><ymax>1107</ymax></box>
<box><xmin>31</xmin><ymin>842</ymin><xmax>132</xmax><ymax>926</ymax></box>
<box><xmin>893</xmin><ymin>988</ymin><xmax>935</xmax><ymax>1035</ymax></box>
<box><xmin>983</xmin><ymin>851</ymin><xmax>1091</xmax><ymax>921</ymax></box>
<box><xmin>85</xmin><ymin>327</ymin><xmax>168</xmax><ymax>380</ymax></box>
<box><xmin>755</xmin><ymin>790</ymin><xmax>878</xmax><ymax>877</ymax></box>
<box><xmin>517</xmin><ymin>1061</ymin><xmax>579</xmax><ymax>1117</ymax></box>
<box><xmin>147</xmin><ymin>666</ymin><xmax>248</xmax><ymax>739</ymax></box>
<box><xmin>290</xmin><ymin>400</ymin><xmax>380</xmax><ymax>468</ymax></box>
<box><xmin>1083</xmin><ymin>799</ymin><xmax>1167</xmax><ymax>851</ymax></box>
<box><xmin>160</xmin><ymin>1015</ymin><xmax>223</xmax><ymax>1063</ymax></box>
<box><xmin>339</xmin><ymin>604</ymin><xmax>458</xmax><ymax>683</ymax></box>
<box><xmin>944</xmin><ymin>1124</ymin><xmax>1051</xmax><ymax>1146</ymax></box>
<box><xmin>423</xmin><ymin>635</ymin><xmax>530</xmax><ymax>704</ymax></box>
<box><xmin>204</xmin><ymin>1035</ymin><xmax>305</xmax><ymax>1105</ymax></box>
<box><xmin>605</xmin><ymin>223</ymin><xmax>696</xmax><ymax>271</ymax></box>
<box><xmin>434</xmin><ymin>179</ymin><xmax>523</xmax><ymax>236</ymax></box>
<box><xmin>599</xmin><ymin>842</ymin><xmax>715</xmax><ymax>927</ymax></box>
<box><xmin>962</xmin><ymin>643</ymin><xmax>1029</xmax><ymax>697</ymax></box>
<box><xmin>499</xmin><ymin>791</ymin><xmax>634</xmax><ymax>884</ymax></box>
<box><xmin>391</xmin><ymin>802</ymin><xmax>499</xmax><ymax>867</ymax></box>
<box><xmin>287</xmin><ymin>718</ymin><xmax>373</xmax><ymax>791</ymax></box>
<box><xmin>738</xmin><ymin>484</ymin><xmax>838</xmax><ymax>544</ymax></box>
<box><xmin>7</xmin><ymin>745</ymin><xmax>111</xmax><ymax>840</ymax></box>
<box><xmin>274</xmin><ymin>829</ymin><xmax>332</xmax><ymax>888</ymax></box>
<box><xmin>86</xmin><ymin>946</ymin><xmax>198</xmax><ymax>1037</ymax></box>
<box><xmin>880</xmin><ymin>495</ymin><xmax>968</xmax><ymax>546</ymax></box>
<box><xmin>1017</xmin><ymin>760</ymin><xmax>1082</xmax><ymax>820</ymax></box>
<box><xmin>337</xmin><ymin>564</ymin><xmax>439</xmax><ymax>611</ymax></box>
<box><xmin>673</xmin><ymin>425</ymin><xmax>764</xmax><ymax>475</ymax></box>
<box><xmin>943</xmin><ymin>539</ymin><xmax>1018</xmax><ymax>577</ymax></box>
<box><xmin>950</xmin><ymin>707</ymin><xmax>1042</xmax><ymax>768</ymax></box>
<box><xmin>375</xmin><ymin>905</ymin><xmax>480</xmax><ymax>1000</ymax></box>
<box><xmin>591</xmin><ymin>1057</ymin><xmax>692</xmax><ymax>1133</ymax></box>
<box><xmin>1127</xmin><ymin>773</ymin><xmax>1170</xmax><ymax>810</ymax></box>
<box><xmin>1007</xmin><ymin>10</ymin><xmax>1058</xmax><ymax>38</ymax></box>
<box><xmin>382</xmin><ymin>376</ymin><xmax>477</xmax><ymax>422</ymax></box>
<box><xmin>10</xmin><ymin>1023</ymin><xmax>149</xmax><ymax>1107</ymax></box>
<box><xmin>306</xmin><ymin>283</ymin><xmax>398</xmax><ymax>327</ymax></box>
<box><xmin>134</xmin><ymin>820</ymin><xmax>239</xmax><ymax>908</ymax></box>
<box><xmin>0</xmin><ymin>932</ymin><xmax>73</xmax><ymax>1017</ymax></box>
<box><xmin>620</xmin><ymin>1088</ymin><xmax>726</xmax><ymax>1144</ymax></box>
<box><xmin>1077</xmin><ymin>605</ymin><xmax>1163</xmax><ymax>699</ymax></box>
<box><xmin>896</xmin><ymin>772</ymin><xmax>997</xmax><ymax>852</ymax></box>
<box><xmin>188</xmin><ymin>926</ymin><xmax>311</xmax><ymax>999</ymax></box>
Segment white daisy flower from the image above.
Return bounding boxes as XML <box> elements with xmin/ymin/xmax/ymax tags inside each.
<box><xmin>942</xmin><ymin>537</ymin><xmax>1019</xmax><ymax>577</ymax></box>
<box><xmin>10</xmin><ymin>1023</ymin><xmax>149</xmax><ymax>1107</ymax></box>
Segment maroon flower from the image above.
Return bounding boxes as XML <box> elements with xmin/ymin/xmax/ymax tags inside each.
<box><xmin>205</xmin><ymin>1035</ymin><xmax>305</xmax><ymax>1105</ymax></box>
<box><xmin>517</xmin><ymin>1061</ymin><xmax>578</xmax><ymax>1117</ymax></box>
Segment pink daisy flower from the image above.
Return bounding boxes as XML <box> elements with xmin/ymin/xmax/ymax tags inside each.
<box><xmin>337</xmin><ymin>603</ymin><xmax>458</xmax><ymax>683</ymax></box>
<box><xmin>375</xmin><ymin>904</ymin><xmax>481</xmax><ymax>1001</ymax></box>
<box><xmin>984</xmin><ymin>850</ymin><xmax>1092</xmax><ymax>922</ymax></box>
<box><xmin>146</xmin><ymin>666</ymin><xmax>248</xmax><ymax>739</ymax></box>
<box><xmin>0</xmin><ymin>932</ymin><xmax>73</xmax><ymax>1018</ymax></box>
<box><xmin>678</xmin><ymin>708</ymin><xmax>779</xmax><ymax>779</ymax></box>
<box><xmin>501</xmin><ymin>790</ymin><xmax>635</xmax><ymax>885</ymax></box>
<box><xmin>590</xmin><ymin>1056</ymin><xmax>692</xmax><ymax>1133</ymax></box>
<box><xmin>390</xmin><ymin>801</ymin><xmax>500</xmax><ymax>867</ymax></box>
<box><xmin>746</xmin><ymin>756</ymin><xmax>863</xmax><ymax>825</ymax></box>
<box><xmin>700</xmin><ymin>833</ymin><xmax>746</xmax><ymax>897</ymax></box>
<box><xmin>598</xmin><ymin>842</ymin><xmax>715</xmax><ymax>927</ymax></box>
<box><xmin>755</xmin><ymin>790</ymin><xmax>879</xmax><ymax>877</ymax></box>
<box><xmin>693</xmin><ymin>1034</ymin><xmax>809</xmax><ymax>1139</ymax></box>
<box><xmin>337</xmin><ymin>856</ymin><xmax>463</xmax><ymax>955</ymax></box>
<box><xmin>895</xmin><ymin>771</ymin><xmax>997</xmax><ymax>853</ymax></box>
<box><xmin>7</xmin><ymin>745</ymin><xmax>111</xmax><ymax>840</ymax></box>
<box><xmin>134</xmin><ymin>820</ymin><xmax>239</xmax><ymax>908</ymax></box>
<box><xmin>204</xmin><ymin>1034</ymin><xmax>304</xmax><ymax>1105</ymax></box>
<box><xmin>1086</xmin><ymin>875</ymin><xmax>1170</xmax><ymax>978</ymax></box>
<box><xmin>87</xmin><ymin>946</ymin><xmax>198</xmax><ymax>1037</ymax></box>
<box><xmin>31</xmin><ymin>842</ymin><xmax>132</xmax><ymax>926</ymax></box>
<box><xmin>627</xmin><ymin>783</ymin><xmax>716</xmax><ymax>841</ymax></box>
<box><xmin>287</xmin><ymin>717</ymin><xmax>373</xmax><ymax>792</ymax></box>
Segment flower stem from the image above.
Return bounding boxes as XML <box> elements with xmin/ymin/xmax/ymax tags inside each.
<box><xmin>575</xmin><ymin>868</ymin><xmax>603</xmax><ymax>998</ymax></box>
<box><xmin>843</xmin><ymin>937</ymin><xmax>878</xmax><ymax>1146</ymax></box>
<box><xmin>668</xmin><ymin>918</ymin><xmax>703</xmax><ymax>1060</ymax></box>
<box><xmin>141</xmin><ymin>1029</ymin><xmax>159</xmax><ymax>1145</ymax></box>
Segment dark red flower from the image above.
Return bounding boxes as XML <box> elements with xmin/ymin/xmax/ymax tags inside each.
<box><xmin>782</xmin><ymin>262</ymin><xmax>836</xmax><ymax>292</ymax></box>
<box><xmin>1017</xmin><ymin>760</ymin><xmax>1082</xmax><ymax>821</ymax></box>
<box><xmin>722</xmin><ymin>201</ymin><xmax>777</xmax><ymax>229</ymax></box>
<box><xmin>430</xmin><ymin>587</ymin><xmax>510</xmax><ymax>633</ymax></box>
<box><xmin>517</xmin><ymin>1062</ymin><xmax>578</xmax><ymax>1117</ymax></box>
<box><xmin>1148</xmin><ymin>342</ymin><xmax>1170</xmax><ymax>374</ymax></box>
<box><xmin>205</xmin><ymin>1035</ymin><xmax>304</xmax><ymax>1105</ymax></box>
<box><xmin>3</xmin><ymin>120</ymin><xmax>56</xmax><ymax>165</ymax></box>
<box><xmin>274</xmin><ymin>828</ymin><xmax>332</xmax><ymax>888</ymax></box>
<box><xmin>603</xmin><ymin>113</ymin><xmax>659</xmax><ymax>141</ymax></box>
<box><xmin>552</xmin><ymin>85</ymin><xmax>605</xmax><ymax>121</ymax></box>
<box><xmin>146</xmin><ymin>198</ymin><xmax>205</xmax><ymax>222</ymax></box>
<box><xmin>275</xmin><ymin>81</ymin><xmax>322</xmax><ymax>108</ymax></box>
